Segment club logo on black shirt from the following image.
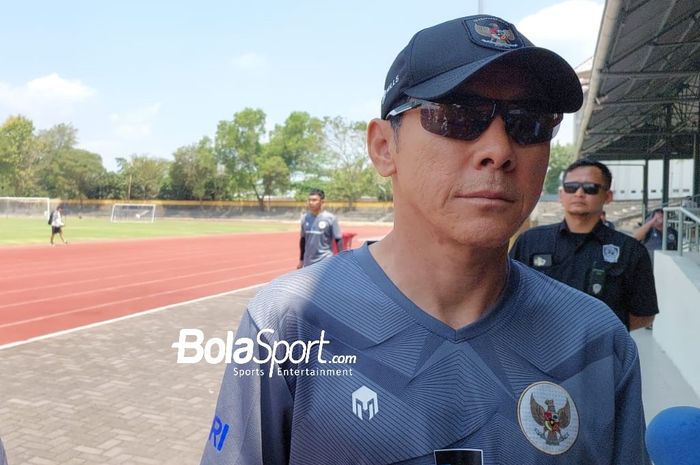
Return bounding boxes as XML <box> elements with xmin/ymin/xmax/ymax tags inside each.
<box><xmin>602</xmin><ymin>244</ymin><xmax>620</xmax><ymax>263</ymax></box>
<box><xmin>532</xmin><ymin>254</ymin><xmax>552</xmax><ymax>268</ymax></box>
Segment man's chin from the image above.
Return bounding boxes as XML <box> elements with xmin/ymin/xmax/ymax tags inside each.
<box><xmin>566</xmin><ymin>209</ymin><xmax>595</xmax><ymax>217</ymax></box>
<box><xmin>454</xmin><ymin>227</ymin><xmax>513</xmax><ymax>250</ymax></box>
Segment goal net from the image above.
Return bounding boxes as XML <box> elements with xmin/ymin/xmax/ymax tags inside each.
<box><xmin>0</xmin><ymin>197</ymin><xmax>51</xmax><ymax>218</ymax></box>
<box><xmin>110</xmin><ymin>203</ymin><xmax>157</xmax><ymax>223</ymax></box>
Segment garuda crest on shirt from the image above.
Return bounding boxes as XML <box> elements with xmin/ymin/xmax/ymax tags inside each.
<box><xmin>530</xmin><ymin>395</ymin><xmax>571</xmax><ymax>445</ymax></box>
<box><xmin>518</xmin><ymin>382</ymin><xmax>579</xmax><ymax>454</ymax></box>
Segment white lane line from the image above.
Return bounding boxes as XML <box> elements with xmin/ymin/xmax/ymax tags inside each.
<box><xmin>0</xmin><ymin>283</ymin><xmax>266</xmax><ymax>351</ymax></box>
<box><xmin>0</xmin><ymin>267</ymin><xmax>289</xmax><ymax>329</ymax></box>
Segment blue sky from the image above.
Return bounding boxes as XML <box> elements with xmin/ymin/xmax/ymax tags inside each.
<box><xmin>0</xmin><ymin>0</ymin><xmax>604</xmax><ymax>171</ymax></box>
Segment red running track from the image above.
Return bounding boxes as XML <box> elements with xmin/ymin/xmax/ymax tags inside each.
<box><xmin>0</xmin><ymin>226</ymin><xmax>391</xmax><ymax>346</ymax></box>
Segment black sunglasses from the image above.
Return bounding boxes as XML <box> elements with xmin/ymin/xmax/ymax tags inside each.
<box><xmin>385</xmin><ymin>97</ymin><xmax>563</xmax><ymax>146</ymax></box>
<box><xmin>562</xmin><ymin>182</ymin><xmax>605</xmax><ymax>195</ymax></box>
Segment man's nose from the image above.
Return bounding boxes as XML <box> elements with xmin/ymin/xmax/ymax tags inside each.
<box><xmin>469</xmin><ymin>116</ymin><xmax>516</xmax><ymax>172</ymax></box>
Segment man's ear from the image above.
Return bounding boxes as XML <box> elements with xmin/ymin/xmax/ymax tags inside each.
<box><xmin>367</xmin><ymin>118</ymin><xmax>397</xmax><ymax>177</ymax></box>
<box><xmin>604</xmin><ymin>188</ymin><xmax>613</xmax><ymax>204</ymax></box>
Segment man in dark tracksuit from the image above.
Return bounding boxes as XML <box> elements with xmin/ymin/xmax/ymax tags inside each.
<box><xmin>297</xmin><ymin>188</ymin><xmax>343</xmax><ymax>268</ymax></box>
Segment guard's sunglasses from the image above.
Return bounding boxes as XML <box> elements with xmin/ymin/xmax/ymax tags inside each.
<box><xmin>385</xmin><ymin>97</ymin><xmax>563</xmax><ymax>146</ymax></box>
<box><xmin>562</xmin><ymin>182</ymin><xmax>604</xmax><ymax>195</ymax></box>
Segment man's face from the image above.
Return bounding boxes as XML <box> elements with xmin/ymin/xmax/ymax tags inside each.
<box><xmin>559</xmin><ymin>166</ymin><xmax>612</xmax><ymax>217</ymax></box>
<box><xmin>307</xmin><ymin>194</ymin><xmax>323</xmax><ymax>214</ymax></box>
<box><xmin>384</xmin><ymin>63</ymin><xmax>551</xmax><ymax>248</ymax></box>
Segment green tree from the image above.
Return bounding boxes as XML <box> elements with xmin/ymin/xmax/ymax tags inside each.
<box><xmin>215</xmin><ymin>108</ymin><xmax>270</xmax><ymax>209</ymax></box>
<box><xmin>544</xmin><ymin>143</ymin><xmax>574</xmax><ymax>194</ymax></box>
<box><xmin>117</xmin><ymin>155</ymin><xmax>170</xmax><ymax>199</ymax></box>
<box><xmin>368</xmin><ymin>169</ymin><xmax>393</xmax><ymax>201</ymax></box>
<box><xmin>34</xmin><ymin>123</ymin><xmax>82</xmax><ymax>196</ymax></box>
<box><xmin>92</xmin><ymin>171</ymin><xmax>125</xmax><ymax>199</ymax></box>
<box><xmin>170</xmin><ymin>137</ymin><xmax>217</xmax><ymax>200</ymax></box>
<box><xmin>48</xmin><ymin>149</ymin><xmax>105</xmax><ymax>201</ymax></box>
<box><xmin>258</xmin><ymin>151</ymin><xmax>290</xmax><ymax>199</ymax></box>
<box><xmin>0</xmin><ymin>115</ymin><xmax>39</xmax><ymax>195</ymax></box>
<box><xmin>322</xmin><ymin>117</ymin><xmax>373</xmax><ymax>208</ymax></box>
<box><xmin>266</xmin><ymin>112</ymin><xmax>325</xmax><ymax>175</ymax></box>
<box><xmin>116</xmin><ymin>157</ymin><xmax>135</xmax><ymax>199</ymax></box>
<box><xmin>36</xmin><ymin>123</ymin><xmax>78</xmax><ymax>158</ymax></box>
<box><xmin>205</xmin><ymin>172</ymin><xmax>234</xmax><ymax>201</ymax></box>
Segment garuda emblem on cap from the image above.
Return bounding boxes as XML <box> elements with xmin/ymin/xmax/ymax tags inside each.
<box><xmin>471</xmin><ymin>18</ymin><xmax>519</xmax><ymax>49</ymax></box>
<box><xmin>517</xmin><ymin>381</ymin><xmax>579</xmax><ymax>455</ymax></box>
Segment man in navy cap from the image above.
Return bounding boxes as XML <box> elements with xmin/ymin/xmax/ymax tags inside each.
<box><xmin>201</xmin><ymin>15</ymin><xmax>649</xmax><ymax>465</ymax></box>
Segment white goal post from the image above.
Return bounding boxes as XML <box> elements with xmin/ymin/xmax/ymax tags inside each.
<box><xmin>0</xmin><ymin>197</ymin><xmax>51</xmax><ymax>218</ymax></box>
<box><xmin>110</xmin><ymin>203</ymin><xmax>157</xmax><ymax>223</ymax></box>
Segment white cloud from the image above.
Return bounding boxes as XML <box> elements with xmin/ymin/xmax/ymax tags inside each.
<box><xmin>232</xmin><ymin>52</ymin><xmax>267</xmax><ymax>70</ymax></box>
<box><xmin>0</xmin><ymin>73</ymin><xmax>96</xmax><ymax>119</ymax></box>
<box><xmin>109</xmin><ymin>103</ymin><xmax>161</xmax><ymax>139</ymax></box>
<box><xmin>517</xmin><ymin>0</ymin><xmax>604</xmax><ymax>67</ymax></box>
<box><xmin>24</xmin><ymin>73</ymin><xmax>96</xmax><ymax>101</ymax></box>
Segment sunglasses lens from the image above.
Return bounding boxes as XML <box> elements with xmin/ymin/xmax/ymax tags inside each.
<box><xmin>563</xmin><ymin>182</ymin><xmax>602</xmax><ymax>194</ymax></box>
<box><xmin>563</xmin><ymin>183</ymin><xmax>579</xmax><ymax>194</ymax></box>
<box><xmin>420</xmin><ymin>102</ymin><xmax>492</xmax><ymax>141</ymax></box>
<box><xmin>505</xmin><ymin>110</ymin><xmax>562</xmax><ymax>145</ymax></box>
<box><xmin>583</xmin><ymin>183</ymin><xmax>601</xmax><ymax>195</ymax></box>
<box><xmin>418</xmin><ymin>100</ymin><xmax>562</xmax><ymax>146</ymax></box>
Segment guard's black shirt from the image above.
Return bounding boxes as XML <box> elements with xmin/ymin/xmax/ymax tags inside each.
<box><xmin>510</xmin><ymin>220</ymin><xmax>659</xmax><ymax>329</ymax></box>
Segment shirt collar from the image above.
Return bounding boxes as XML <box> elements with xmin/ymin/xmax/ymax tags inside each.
<box><xmin>559</xmin><ymin>219</ymin><xmax>611</xmax><ymax>242</ymax></box>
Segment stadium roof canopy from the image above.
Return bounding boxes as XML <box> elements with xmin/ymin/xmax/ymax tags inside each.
<box><xmin>574</xmin><ymin>0</ymin><xmax>700</xmax><ymax>201</ymax></box>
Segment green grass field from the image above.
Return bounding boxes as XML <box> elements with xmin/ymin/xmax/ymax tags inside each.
<box><xmin>0</xmin><ymin>217</ymin><xmax>299</xmax><ymax>245</ymax></box>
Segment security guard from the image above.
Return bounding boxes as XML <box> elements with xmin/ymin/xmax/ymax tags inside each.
<box><xmin>511</xmin><ymin>159</ymin><xmax>658</xmax><ymax>330</ymax></box>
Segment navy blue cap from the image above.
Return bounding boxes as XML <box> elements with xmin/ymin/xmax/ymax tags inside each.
<box><xmin>381</xmin><ymin>15</ymin><xmax>583</xmax><ymax>119</ymax></box>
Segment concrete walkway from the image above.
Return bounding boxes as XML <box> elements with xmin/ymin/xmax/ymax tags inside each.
<box><xmin>0</xmin><ymin>288</ymin><xmax>256</xmax><ymax>465</ymax></box>
<box><xmin>632</xmin><ymin>328</ymin><xmax>700</xmax><ymax>421</ymax></box>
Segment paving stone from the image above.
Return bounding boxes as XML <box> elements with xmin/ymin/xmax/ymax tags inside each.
<box><xmin>97</xmin><ymin>439</ymin><xmax>121</xmax><ymax>450</ymax></box>
<box><xmin>28</xmin><ymin>457</ymin><xmax>57</xmax><ymax>465</ymax></box>
<box><xmin>0</xmin><ymin>289</ymin><xmax>254</xmax><ymax>464</ymax></box>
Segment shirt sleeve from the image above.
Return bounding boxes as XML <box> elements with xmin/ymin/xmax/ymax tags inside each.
<box><xmin>0</xmin><ymin>437</ymin><xmax>8</xmax><ymax>465</ymax></box>
<box><xmin>200</xmin><ymin>310</ymin><xmax>294</xmax><ymax>465</ymax></box>
<box><xmin>332</xmin><ymin>216</ymin><xmax>342</xmax><ymax>240</ymax></box>
<box><xmin>624</xmin><ymin>243</ymin><xmax>659</xmax><ymax>317</ymax></box>
<box><xmin>612</xmin><ymin>340</ymin><xmax>651</xmax><ymax>464</ymax></box>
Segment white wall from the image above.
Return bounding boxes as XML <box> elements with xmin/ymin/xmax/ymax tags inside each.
<box><xmin>607</xmin><ymin>159</ymin><xmax>695</xmax><ymax>201</ymax></box>
<box><xmin>652</xmin><ymin>251</ymin><xmax>700</xmax><ymax>398</ymax></box>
